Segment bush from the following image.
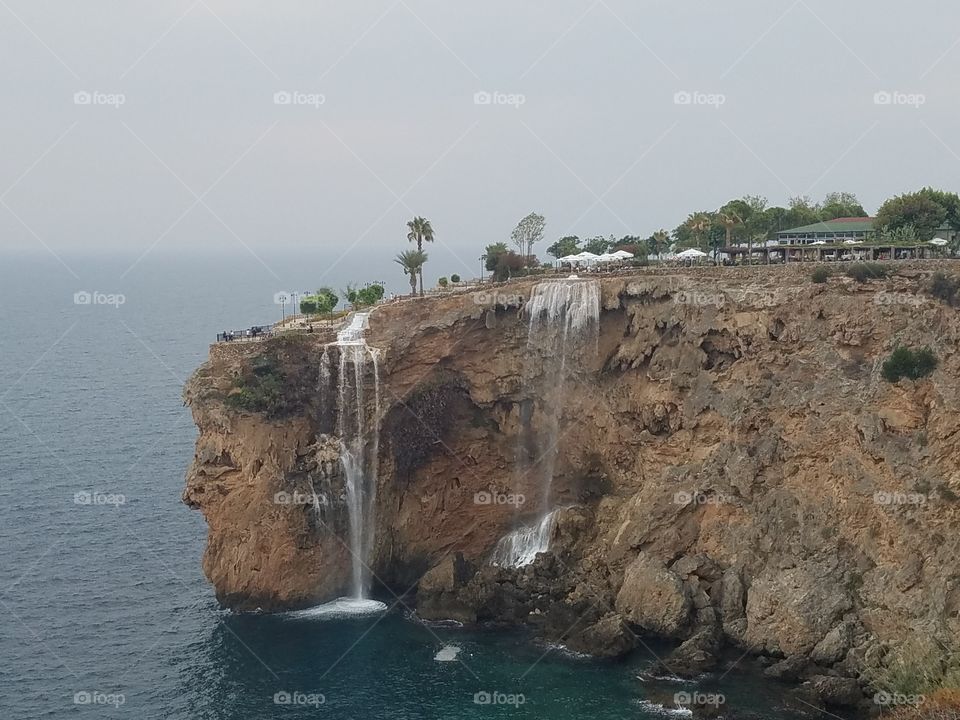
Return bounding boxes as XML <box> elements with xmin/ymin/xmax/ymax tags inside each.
<box><xmin>438</xmin><ymin>277</ymin><xmax>448</xmax><ymax>288</ymax></box>
<box><xmin>450</xmin><ymin>274</ymin><xmax>461</xmax><ymax>283</ymax></box>
<box><xmin>882</xmin><ymin>346</ymin><xmax>937</xmax><ymax>382</ymax></box>
<box><xmin>847</xmin><ymin>262</ymin><xmax>891</xmax><ymax>283</ymax></box>
<box><xmin>930</xmin><ymin>272</ymin><xmax>960</xmax><ymax>306</ymax></box>
<box><xmin>225</xmin><ymin>355</ymin><xmax>289</xmax><ymax>416</ymax></box>
<box><xmin>812</xmin><ymin>267</ymin><xmax>831</xmax><ymax>284</ymax></box>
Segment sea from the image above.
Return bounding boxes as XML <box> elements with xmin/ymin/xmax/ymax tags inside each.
<box><xmin>0</xmin><ymin>250</ymin><xmax>838</xmax><ymax>719</ymax></box>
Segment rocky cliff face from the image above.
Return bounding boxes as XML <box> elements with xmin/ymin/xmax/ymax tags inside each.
<box><xmin>184</xmin><ymin>264</ymin><xmax>960</xmax><ymax>704</ymax></box>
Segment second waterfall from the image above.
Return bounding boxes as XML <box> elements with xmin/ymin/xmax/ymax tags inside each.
<box><xmin>492</xmin><ymin>278</ymin><xmax>600</xmax><ymax>567</ymax></box>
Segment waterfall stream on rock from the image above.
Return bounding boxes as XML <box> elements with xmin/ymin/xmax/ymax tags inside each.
<box><xmin>299</xmin><ymin>312</ymin><xmax>386</xmax><ymax>616</ymax></box>
<box><xmin>491</xmin><ymin>279</ymin><xmax>600</xmax><ymax>568</ymax></box>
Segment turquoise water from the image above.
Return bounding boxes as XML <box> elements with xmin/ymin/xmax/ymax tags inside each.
<box><xmin>1</xmin><ymin>253</ymin><xmax>822</xmax><ymax>719</ymax></box>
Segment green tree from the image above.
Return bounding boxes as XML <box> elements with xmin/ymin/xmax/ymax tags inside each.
<box><xmin>582</xmin><ymin>235</ymin><xmax>611</xmax><ymax>254</ymax></box>
<box><xmin>395</xmin><ymin>250</ymin><xmax>428</xmax><ymax>296</ymax></box>
<box><xmin>450</xmin><ymin>274</ymin><xmax>461</xmax><ymax>283</ymax></box>
<box><xmin>785</xmin><ymin>196</ymin><xmax>820</xmax><ymax>228</ymax></box>
<box><xmin>819</xmin><ymin>191</ymin><xmax>867</xmax><ymax>220</ymax></box>
<box><xmin>685</xmin><ymin>212</ymin><xmax>713</xmax><ymax>251</ymax></box>
<box><xmin>510</xmin><ymin>212</ymin><xmax>546</xmax><ymax>264</ymax></box>
<box><xmin>717</xmin><ymin>208</ymin><xmax>743</xmax><ymax>246</ymax></box>
<box><xmin>547</xmin><ymin>235</ymin><xmax>581</xmax><ymax>259</ymax></box>
<box><xmin>760</xmin><ymin>206</ymin><xmax>790</xmax><ymax>242</ymax></box>
<box><xmin>406</xmin><ymin>216</ymin><xmax>435</xmax><ymax>295</ymax></box>
<box><xmin>493</xmin><ymin>251</ymin><xmax>525</xmax><ymax>281</ymax></box>
<box><xmin>345</xmin><ymin>283</ymin><xmax>385</xmax><ymax>307</ymax></box>
<box><xmin>300</xmin><ymin>287</ymin><xmax>339</xmax><ymax>314</ymax></box>
<box><xmin>876</xmin><ymin>188</ymin><xmax>960</xmax><ymax>241</ymax></box>
<box><xmin>647</xmin><ymin>229</ymin><xmax>670</xmax><ymax>259</ymax></box>
<box><xmin>484</xmin><ymin>242</ymin><xmax>509</xmax><ymax>272</ymax></box>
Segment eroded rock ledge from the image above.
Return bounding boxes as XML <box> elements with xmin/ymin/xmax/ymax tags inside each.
<box><xmin>184</xmin><ymin>264</ymin><xmax>960</xmax><ymax>710</ymax></box>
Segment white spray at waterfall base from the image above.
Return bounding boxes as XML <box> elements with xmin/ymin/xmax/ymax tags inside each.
<box><xmin>491</xmin><ymin>279</ymin><xmax>600</xmax><ymax>568</ymax></box>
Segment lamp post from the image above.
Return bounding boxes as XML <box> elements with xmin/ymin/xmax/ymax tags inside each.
<box><xmin>280</xmin><ymin>295</ymin><xmax>286</xmax><ymax>323</ymax></box>
<box><xmin>480</xmin><ymin>255</ymin><xmax>487</xmax><ymax>282</ymax></box>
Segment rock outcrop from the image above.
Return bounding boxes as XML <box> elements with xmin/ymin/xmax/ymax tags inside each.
<box><xmin>183</xmin><ymin>263</ymin><xmax>960</xmax><ymax>694</ymax></box>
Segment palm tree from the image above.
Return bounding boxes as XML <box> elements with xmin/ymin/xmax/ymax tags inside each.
<box><xmin>650</xmin><ymin>229</ymin><xmax>670</xmax><ymax>260</ymax></box>
<box><xmin>686</xmin><ymin>212</ymin><xmax>712</xmax><ymax>252</ymax></box>
<box><xmin>718</xmin><ymin>211</ymin><xmax>742</xmax><ymax>246</ymax></box>
<box><xmin>395</xmin><ymin>250</ymin><xmax>428</xmax><ymax>297</ymax></box>
<box><xmin>406</xmin><ymin>216</ymin><xmax>434</xmax><ymax>296</ymax></box>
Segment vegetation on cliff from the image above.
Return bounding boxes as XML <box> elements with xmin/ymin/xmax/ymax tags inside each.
<box><xmin>882</xmin><ymin>347</ymin><xmax>938</xmax><ymax>383</ymax></box>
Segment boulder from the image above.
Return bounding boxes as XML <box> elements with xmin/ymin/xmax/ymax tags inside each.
<box><xmin>416</xmin><ymin>553</ymin><xmax>479</xmax><ymax>623</ymax></box>
<box><xmin>567</xmin><ymin>612</ymin><xmax>636</xmax><ymax>658</ymax></box>
<box><xmin>615</xmin><ymin>552</ymin><xmax>691</xmax><ymax>637</ymax></box>
<box><xmin>808</xmin><ymin>675</ymin><xmax>863</xmax><ymax>708</ymax></box>
<box><xmin>744</xmin><ymin>567</ymin><xmax>851</xmax><ymax>655</ymax></box>
<box><xmin>810</xmin><ymin>622</ymin><xmax>852</xmax><ymax>666</ymax></box>
<box><xmin>763</xmin><ymin>655</ymin><xmax>812</xmax><ymax>682</ymax></box>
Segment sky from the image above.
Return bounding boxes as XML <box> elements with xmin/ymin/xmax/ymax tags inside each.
<box><xmin>1</xmin><ymin>0</ymin><xmax>959</xmax><ymax>287</ymax></box>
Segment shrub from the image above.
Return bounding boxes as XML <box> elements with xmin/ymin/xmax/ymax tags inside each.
<box><xmin>930</xmin><ymin>272</ymin><xmax>960</xmax><ymax>306</ymax></box>
<box><xmin>438</xmin><ymin>277</ymin><xmax>449</xmax><ymax>288</ymax></box>
<box><xmin>847</xmin><ymin>262</ymin><xmax>891</xmax><ymax>283</ymax></box>
<box><xmin>882</xmin><ymin>346</ymin><xmax>937</xmax><ymax>383</ymax></box>
<box><xmin>812</xmin><ymin>267</ymin><xmax>831</xmax><ymax>284</ymax></box>
<box><xmin>450</xmin><ymin>274</ymin><xmax>461</xmax><ymax>283</ymax></box>
<box><xmin>224</xmin><ymin>354</ymin><xmax>290</xmax><ymax>417</ymax></box>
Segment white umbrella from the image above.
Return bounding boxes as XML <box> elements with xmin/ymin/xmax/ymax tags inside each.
<box><xmin>596</xmin><ymin>253</ymin><xmax>620</xmax><ymax>263</ymax></box>
<box><xmin>929</xmin><ymin>238</ymin><xmax>949</xmax><ymax>246</ymax></box>
<box><xmin>558</xmin><ymin>254</ymin><xmax>580</xmax><ymax>264</ymax></box>
<box><xmin>611</xmin><ymin>249</ymin><xmax>634</xmax><ymax>259</ymax></box>
<box><xmin>572</xmin><ymin>252</ymin><xmax>601</xmax><ymax>265</ymax></box>
<box><xmin>675</xmin><ymin>248</ymin><xmax>707</xmax><ymax>259</ymax></box>
<box><xmin>811</xmin><ymin>240</ymin><xmax>827</xmax><ymax>245</ymax></box>
<box><xmin>842</xmin><ymin>239</ymin><xmax>863</xmax><ymax>245</ymax></box>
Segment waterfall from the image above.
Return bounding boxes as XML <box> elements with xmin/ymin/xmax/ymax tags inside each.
<box><xmin>333</xmin><ymin>312</ymin><xmax>382</xmax><ymax>600</ymax></box>
<box><xmin>490</xmin><ymin>509</ymin><xmax>560</xmax><ymax>567</ymax></box>
<box><xmin>491</xmin><ymin>279</ymin><xmax>600</xmax><ymax>568</ymax></box>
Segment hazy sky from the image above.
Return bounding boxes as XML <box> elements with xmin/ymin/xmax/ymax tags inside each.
<box><xmin>2</xmin><ymin>0</ymin><xmax>959</xmax><ymax>285</ymax></box>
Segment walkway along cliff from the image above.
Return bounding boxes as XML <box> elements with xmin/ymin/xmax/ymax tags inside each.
<box><xmin>183</xmin><ymin>263</ymin><xmax>960</xmax><ymax>708</ymax></box>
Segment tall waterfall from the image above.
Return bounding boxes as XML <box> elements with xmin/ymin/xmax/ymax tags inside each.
<box><xmin>297</xmin><ymin>312</ymin><xmax>387</xmax><ymax>618</ymax></box>
<box><xmin>491</xmin><ymin>279</ymin><xmax>600</xmax><ymax>568</ymax></box>
<box><xmin>334</xmin><ymin>312</ymin><xmax>382</xmax><ymax>600</ymax></box>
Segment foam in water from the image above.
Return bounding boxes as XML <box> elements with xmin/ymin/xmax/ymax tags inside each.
<box><xmin>434</xmin><ymin>645</ymin><xmax>462</xmax><ymax>662</ymax></box>
<box><xmin>285</xmin><ymin>597</ymin><xmax>387</xmax><ymax>619</ymax></box>
<box><xmin>329</xmin><ymin>312</ymin><xmax>383</xmax><ymax>600</ymax></box>
<box><xmin>491</xmin><ymin>279</ymin><xmax>600</xmax><ymax>568</ymax></box>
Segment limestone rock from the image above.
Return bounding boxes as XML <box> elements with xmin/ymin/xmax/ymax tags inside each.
<box><xmin>615</xmin><ymin>552</ymin><xmax>690</xmax><ymax>637</ymax></box>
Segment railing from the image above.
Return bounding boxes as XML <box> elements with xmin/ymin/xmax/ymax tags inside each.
<box><xmin>216</xmin><ymin>326</ymin><xmax>274</xmax><ymax>343</ymax></box>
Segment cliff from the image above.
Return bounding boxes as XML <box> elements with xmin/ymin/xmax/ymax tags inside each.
<box><xmin>183</xmin><ymin>263</ymin><xmax>960</xmax><ymax>707</ymax></box>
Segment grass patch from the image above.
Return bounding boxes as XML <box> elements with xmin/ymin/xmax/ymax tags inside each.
<box><xmin>888</xmin><ymin>689</ymin><xmax>960</xmax><ymax>720</ymax></box>
<box><xmin>882</xmin><ymin>347</ymin><xmax>937</xmax><ymax>383</ymax></box>
<box><xmin>868</xmin><ymin>638</ymin><xmax>960</xmax><ymax>712</ymax></box>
